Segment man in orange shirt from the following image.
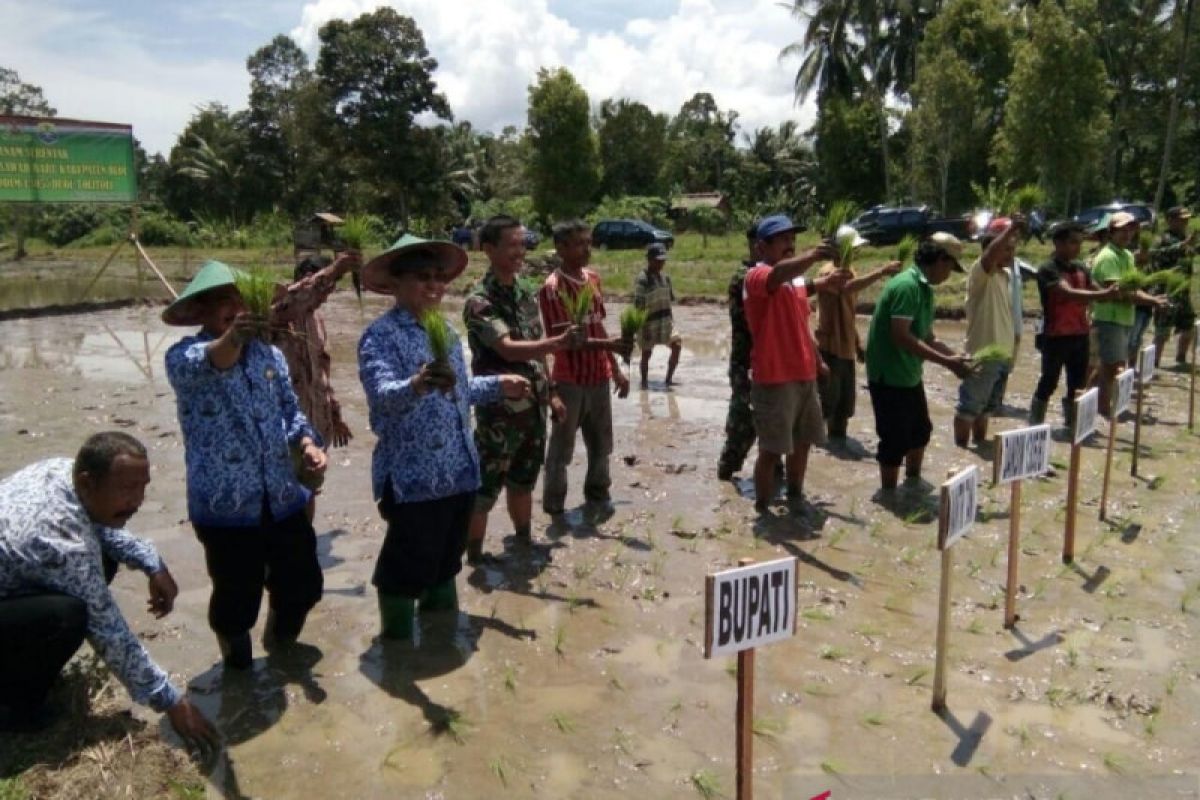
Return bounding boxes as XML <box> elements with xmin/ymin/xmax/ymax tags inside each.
<box><xmin>742</xmin><ymin>215</ymin><xmax>840</xmax><ymax>513</ymax></box>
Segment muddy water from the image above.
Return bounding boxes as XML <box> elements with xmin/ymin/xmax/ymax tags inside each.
<box><xmin>1</xmin><ymin>293</ymin><xmax>1198</xmax><ymax>799</ymax></box>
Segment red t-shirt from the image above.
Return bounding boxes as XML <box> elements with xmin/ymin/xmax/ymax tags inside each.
<box><xmin>1036</xmin><ymin>258</ymin><xmax>1092</xmax><ymax>337</ymax></box>
<box><xmin>743</xmin><ymin>264</ymin><xmax>817</xmax><ymax>384</ymax></box>
<box><xmin>538</xmin><ymin>269</ymin><xmax>612</xmax><ymax>386</ymax></box>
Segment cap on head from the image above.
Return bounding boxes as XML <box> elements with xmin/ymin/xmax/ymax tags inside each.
<box><xmin>1167</xmin><ymin>206</ymin><xmax>1193</xmax><ymax>220</ymax></box>
<box><xmin>985</xmin><ymin>217</ymin><xmax>1013</xmax><ymax>237</ymax></box>
<box><xmin>646</xmin><ymin>242</ymin><xmax>669</xmax><ymax>261</ymax></box>
<box><xmin>755</xmin><ymin>214</ymin><xmax>800</xmax><ymax>241</ymax></box>
<box><xmin>835</xmin><ymin>224</ymin><xmax>867</xmax><ymax>249</ymax></box>
<box><xmin>927</xmin><ymin>232</ymin><xmax>965</xmax><ymax>272</ymax></box>
<box><xmin>1087</xmin><ymin>214</ymin><xmax>1111</xmax><ymax>235</ymax></box>
<box><xmin>1108</xmin><ymin>211</ymin><xmax>1137</xmax><ymax>230</ymax></box>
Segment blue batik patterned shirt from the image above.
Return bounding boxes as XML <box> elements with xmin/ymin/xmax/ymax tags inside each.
<box><xmin>0</xmin><ymin>459</ymin><xmax>182</xmax><ymax>712</ymax></box>
<box><xmin>166</xmin><ymin>333</ymin><xmax>319</xmax><ymax>527</ymax></box>
<box><xmin>359</xmin><ymin>306</ymin><xmax>502</xmax><ymax>504</ymax></box>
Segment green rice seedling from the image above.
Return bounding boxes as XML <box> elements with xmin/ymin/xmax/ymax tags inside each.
<box><xmin>819</xmin><ymin>644</ymin><xmax>847</xmax><ymax>661</ymax></box>
<box><xmin>802</xmin><ymin>607</ymin><xmax>833</xmax><ymax>622</ymax></box>
<box><xmin>820</xmin><ymin>759</ymin><xmax>844</xmax><ymax>775</ymax></box>
<box><xmin>1102</xmin><ymin>752</ymin><xmax>1126</xmax><ymax>774</ymax></box>
<box><xmin>860</xmin><ymin>711</ymin><xmax>885</xmax><ymax>727</ymax></box>
<box><xmin>489</xmin><ymin>755</ymin><xmax>511</xmax><ymax>787</ymax></box>
<box><xmin>337</xmin><ymin>214</ymin><xmax>375</xmax><ymax>251</ymax></box>
<box><xmin>895</xmin><ymin>234</ymin><xmax>919</xmax><ymax>266</ymax></box>
<box><xmin>1165</xmin><ymin>673</ymin><xmax>1179</xmax><ymax>696</ymax></box>
<box><xmin>432</xmin><ymin>708</ymin><xmax>470</xmax><ymax>743</ymax></box>
<box><xmin>550</xmin><ymin>712</ymin><xmax>576</xmax><ymax>734</ymax></box>
<box><xmin>803</xmin><ymin>683</ymin><xmax>835</xmax><ymax>697</ymax></box>
<box><xmin>966</xmin><ymin>618</ymin><xmax>985</xmax><ymax>635</ymax></box>
<box><xmin>609</xmin><ymin>675</ymin><xmax>627</xmax><ymax>691</ymax></box>
<box><xmin>503</xmin><ymin>665</ymin><xmax>517</xmax><ymax>693</ymax></box>
<box><xmin>725</xmin><ymin>660</ymin><xmax>738</xmax><ymax>679</ymax></box>
<box><xmin>233</xmin><ymin>267</ymin><xmax>275</xmax><ymax>338</ymax></box>
<box><xmin>973</xmin><ymin>344</ymin><xmax>1013</xmax><ymax>364</ymax></box>
<box><xmin>1011</xmin><ymin>184</ymin><xmax>1046</xmax><ymax>214</ymax></box>
<box><xmin>1148</xmin><ymin>475</ymin><xmax>1166</xmax><ymax>490</ymax></box>
<box><xmin>690</xmin><ymin>769</ymin><xmax>723</xmax><ymax>799</ymax></box>
<box><xmin>906</xmin><ymin>667</ymin><xmax>930</xmax><ymax>686</ymax></box>
<box><xmin>826</xmin><ymin>528</ymin><xmax>847</xmax><ymax>550</ymax></box>
<box><xmin>1117</xmin><ymin>271</ymin><xmax>1152</xmax><ymax>292</ymax></box>
<box><xmin>553</xmin><ymin>624</ymin><xmax>567</xmax><ymax>657</ymax></box>
<box><xmin>753</xmin><ymin>716</ymin><xmax>787</xmax><ymax>740</ymax></box>
<box><xmin>1143</xmin><ymin>713</ymin><xmax>1159</xmax><ymax>737</ymax></box>
<box><xmin>420</xmin><ymin>309</ymin><xmax>453</xmax><ymax>364</ymax></box>
<box><xmin>558</xmin><ymin>282</ymin><xmax>595</xmax><ymax>326</ymax></box>
<box><xmin>822</xmin><ymin>200</ymin><xmax>860</xmax><ymax>241</ymax></box>
<box><xmin>612</xmin><ymin>727</ymin><xmax>634</xmax><ymax>755</ymax></box>
<box><xmin>619</xmin><ymin>306</ymin><xmax>649</xmax><ymax>362</ymax></box>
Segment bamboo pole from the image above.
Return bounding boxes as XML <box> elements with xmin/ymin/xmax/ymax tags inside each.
<box><xmin>931</xmin><ymin>547</ymin><xmax>954</xmax><ymax>712</ymax></box>
<box><xmin>1004</xmin><ymin>480</ymin><xmax>1022</xmax><ymax>629</ymax></box>
<box><xmin>1063</xmin><ymin>444</ymin><xmax>1081</xmax><ymax>564</ymax></box>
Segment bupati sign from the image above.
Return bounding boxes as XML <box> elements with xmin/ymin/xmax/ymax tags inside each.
<box><xmin>0</xmin><ymin>116</ymin><xmax>136</xmax><ymax>203</ymax></box>
<box><xmin>993</xmin><ymin>424</ymin><xmax>1051</xmax><ymax>485</ymax></box>
<box><xmin>704</xmin><ymin>557</ymin><xmax>797</xmax><ymax>658</ymax></box>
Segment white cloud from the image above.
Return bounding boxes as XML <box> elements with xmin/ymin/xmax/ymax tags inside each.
<box><xmin>291</xmin><ymin>0</ymin><xmax>815</xmax><ymax>140</ymax></box>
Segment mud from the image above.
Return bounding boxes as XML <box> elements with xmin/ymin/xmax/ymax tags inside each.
<box><xmin>0</xmin><ymin>290</ymin><xmax>1197</xmax><ymax>799</ymax></box>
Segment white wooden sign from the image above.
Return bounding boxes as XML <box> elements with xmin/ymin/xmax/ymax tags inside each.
<box><xmin>1114</xmin><ymin>368</ymin><xmax>1136</xmax><ymax>416</ymax></box>
<box><xmin>1138</xmin><ymin>344</ymin><xmax>1156</xmax><ymax>383</ymax></box>
<box><xmin>705</xmin><ymin>557</ymin><xmax>797</xmax><ymax>658</ymax></box>
<box><xmin>1074</xmin><ymin>388</ymin><xmax>1099</xmax><ymax>445</ymax></box>
<box><xmin>938</xmin><ymin>466</ymin><xmax>979</xmax><ymax>550</ymax></box>
<box><xmin>994</xmin><ymin>425</ymin><xmax>1051</xmax><ymax>485</ymax></box>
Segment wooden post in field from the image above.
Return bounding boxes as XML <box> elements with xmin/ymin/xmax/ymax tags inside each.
<box><xmin>1131</xmin><ymin>345</ymin><xmax>1155</xmax><ymax>477</ymax></box>
<box><xmin>705</xmin><ymin>556</ymin><xmax>797</xmax><ymax>800</ymax></box>
<box><xmin>932</xmin><ymin>466</ymin><xmax>979</xmax><ymax>712</ymax></box>
<box><xmin>1189</xmin><ymin>321</ymin><xmax>1198</xmax><ymax>431</ymax></box>
<box><xmin>1100</xmin><ymin>370</ymin><xmax>1135</xmax><ymax>522</ymax></box>
<box><xmin>1064</xmin><ymin>388</ymin><xmax>1099</xmax><ymax>564</ymax></box>
<box><xmin>993</xmin><ymin>425</ymin><xmax>1051</xmax><ymax>628</ymax></box>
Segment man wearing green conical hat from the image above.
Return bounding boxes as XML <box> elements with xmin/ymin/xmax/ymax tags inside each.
<box><xmin>358</xmin><ymin>233</ymin><xmax>531</xmax><ymax>641</ymax></box>
<box><xmin>163</xmin><ymin>260</ymin><xmax>327</xmax><ymax>670</ymax></box>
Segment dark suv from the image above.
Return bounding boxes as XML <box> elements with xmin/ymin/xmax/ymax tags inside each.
<box><xmin>850</xmin><ymin>205</ymin><xmax>973</xmax><ymax>246</ymax></box>
<box><xmin>1073</xmin><ymin>202</ymin><xmax>1155</xmax><ymax>229</ymax></box>
<box><xmin>591</xmin><ymin>219</ymin><xmax>674</xmax><ymax>250</ymax></box>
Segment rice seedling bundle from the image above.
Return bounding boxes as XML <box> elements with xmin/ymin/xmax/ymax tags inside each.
<box><xmin>233</xmin><ymin>266</ymin><xmax>275</xmax><ymax>339</ymax></box>
<box><xmin>420</xmin><ymin>309</ymin><xmax>454</xmax><ymax>363</ymax></box>
<box><xmin>821</xmin><ymin>200</ymin><xmax>859</xmax><ymax>241</ymax></box>
<box><xmin>1010</xmin><ymin>184</ymin><xmax>1045</xmax><ymax>215</ymax></box>
<box><xmin>558</xmin><ymin>282</ymin><xmax>595</xmax><ymax>326</ymax></box>
<box><xmin>972</xmin><ymin>344</ymin><xmax>1012</xmax><ymax>364</ymax></box>
<box><xmin>619</xmin><ymin>306</ymin><xmax>648</xmax><ymax>364</ymax></box>
<box><xmin>338</xmin><ymin>214</ymin><xmax>374</xmax><ymax>251</ymax></box>
<box><xmin>895</xmin><ymin>235</ymin><xmax>918</xmax><ymax>265</ymax></box>
<box><xmin>1117</xmin><ymin>271</ymin><xmax>1151</xmax><ymax>292</ymax></box>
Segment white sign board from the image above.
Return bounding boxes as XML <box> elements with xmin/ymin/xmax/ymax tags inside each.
<box><xmin>994</xmin><ymin>424</ymin><xmax>1051</xmax><ymax>484</ymax></box>
<box><xmin>1138</xmin><ymin>344</ymin><xmax>1156</xmax><ymax>383</ymax></box>
<box><xmin>705</xmin><ymin>557</ymin><xmax>797</xmax><ymax>658</ymax></box>
<box><xmin>938</xmin><ymin>466</ymin><xmax>978</xmax><ymax>550</ymax></box>
<box><xmin>1074</xmin><ymin>388</ymin><xmax>1099</xmax><ymax>445</ymax></box>
<box><xmin>1114</xmin><ymin>368</ymin><xmax>1136</xmax><ymax>416</ymax></box>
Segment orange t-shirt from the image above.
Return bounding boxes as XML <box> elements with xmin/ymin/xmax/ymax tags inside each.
<box><xmin>743</xmin><ymin>264</ymin><xmax>817</xmax><ymax>385</ymax></box>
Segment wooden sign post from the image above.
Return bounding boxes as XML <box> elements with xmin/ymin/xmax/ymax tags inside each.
<box><xmin>1099</xmin><ymin>369</ymin><xmax>1136</xmax><ymax>522</ymax></box>
<box><xmin>1064</xmin><ymin>388</ymin><xmax>1099</xmax><ymax>564</ymax></box>
<box><xmin>1189</xmin><ymin>321</ymin><xmax>1199</xmax><ymax>432</ymax></box>
<box><xmin>993</xmin><ymin>424</ymin><xmax>1051</xmax><ymax>628</ymax></box>
<box><xmin>1131</xmin><ymin>344</ymin><xmax>1155</xmax><ymax>477</ymax></box>
<box><xmin>932</xmin><ymin>466</ymin><xmax>979</xmax><ymax>712</ymax></box>
<box><xmin>705</xmin><ymin>556</ymin><xmax>798</xmax><ymax>800</ymax></box>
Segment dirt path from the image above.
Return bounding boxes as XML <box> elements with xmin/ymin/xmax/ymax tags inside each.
<box><xmin>0</xmin><ymin>291</ymin><xmax>1197</xmax><ymax>799</ymax></box>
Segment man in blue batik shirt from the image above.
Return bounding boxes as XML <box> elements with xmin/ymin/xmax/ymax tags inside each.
<box><xmin>0</xmin><ymin>432</ymin><xmax>215</xmax><ymax>745</ymax></box>
<box><xmin>164</xmin><ymin>260</ymin><xmax>327</xmax><ymax>670</ymax></box>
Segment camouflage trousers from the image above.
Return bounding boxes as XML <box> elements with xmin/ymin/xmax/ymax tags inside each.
<box><xmin>718</xmin><ymin>366</ymin><xmax>755</xmax><ymax>475</ymax></box>
<box><xmin>474</xmin><ymin>406</ymin><xmax>547</xmax><ymax>513</ymax></box>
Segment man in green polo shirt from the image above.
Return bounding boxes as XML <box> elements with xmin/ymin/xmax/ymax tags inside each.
<box><xmin>1089</xmin><ymin>212</ymin><xmax>1167</xmax><ymax>416</ymax></box>
<box><xmin>463</xmin><ymin>215</ymin><xmax>572</xmax><ymax>563</ymax></box>
<box><xmin>865</xmin><ymin>233</ymin><xmax>973</xmax><ymax>490</ymax></box>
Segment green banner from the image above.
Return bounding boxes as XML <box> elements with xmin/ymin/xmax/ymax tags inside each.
<box><xmin>0</xmin><ymin>116</ymin><xmax>136</xmax><ymax>203</ymax></box>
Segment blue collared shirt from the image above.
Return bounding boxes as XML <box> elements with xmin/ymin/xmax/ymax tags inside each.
<box><xmin>358</xmin><ymin>307</ymin><xmax>502</xmax><ymax>504</ymax></box>
<box><xmin>0</xmin><ymin>459</ymin><xmax>181</xmax><ymax>712</ymax></box>
<box><xmin>166</xmin><ymin>333</ymin><xmax>319</xmax><ymax>527</ymax></box>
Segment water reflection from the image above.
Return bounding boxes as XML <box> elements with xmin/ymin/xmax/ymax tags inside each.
<box><xmin>0</xmin><ymin>321</ymin><xmax>177</xmax><ymax>383</ymax></box>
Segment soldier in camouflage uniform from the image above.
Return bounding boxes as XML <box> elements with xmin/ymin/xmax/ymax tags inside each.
<box><xmin>1150</xmin><ymin>207</ymin><xmax>1198</xmax><ymax>367</ymax></box>
<box><xmin>717</xmin><ymin>225</ymin><xmax>758</xmax><ymax>481</ymax></box>
<box><xmin>464</xmin><ymin>216</ymin><xmax>571</xmax><ymax>564</ymax></box>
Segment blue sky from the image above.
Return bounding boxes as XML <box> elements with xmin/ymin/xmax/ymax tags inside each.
<box><xmin>2</xmin><ymin>0</ymin><xmax>815</xmax><ymax>156</ymax></box>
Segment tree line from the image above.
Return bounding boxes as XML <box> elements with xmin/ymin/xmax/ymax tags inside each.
<box><xmin>2</xmin><ymin>1</ymin><xmax>1198</xmax><ymax>252</ymax></box>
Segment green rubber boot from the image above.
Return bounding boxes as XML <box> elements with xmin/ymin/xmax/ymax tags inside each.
<box><xmin>378</xmin><ymin>593</ymin><xmax>416</xmax><ymax>640</ymax></box>
<box><xmin>420</xmin><ymin>579</ymin><xmax>459</xmax><ymax>612</ymax></box>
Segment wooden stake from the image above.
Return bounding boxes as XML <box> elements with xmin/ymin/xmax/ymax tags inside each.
<box><xmin>1131</xmin><ymin>376</ymin><xmax>1145</xmax><ymax>477</ymax></box>
<box><xmin>931</xmin><ymin>547</ymin><xmax>953</xmax><ymax>712</ymax></box>
<box><xmin>1099</xmin><ymin>381</ymin><xmax>1119</xmax><ymax>522</ymax></box>
<box><xmin>132</xmin><ymin>204</ymin><xmax>143</xmax><ymax>303</ymax></box>
<box><xmin>736</xmin><ymin>648</ymin><xmax>754</xmax><ymax>800</ymax></box>
<box><xmin>1063</xmin><ymin>443</ymin><xmax>1081</xmax><ymax>564</ymax></box>
<box><xmin>75</xmin><ymin>237</ymin><xmax>129</xmax><ymax>303</ymax></box>
<box><xmin>1004</xmin><ymin>479</ymin><xmax>1022</xmax><ymax>629</ymax></box>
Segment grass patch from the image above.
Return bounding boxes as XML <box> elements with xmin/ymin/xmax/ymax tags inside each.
<box><xmin>690</xmin><ymin>769</ymin><xmax>723</xmax><ymax>799</ymax></box>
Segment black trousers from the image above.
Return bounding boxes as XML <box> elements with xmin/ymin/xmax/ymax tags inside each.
<box><xmin>1034</xmin><ymin>334</ymin><xmax>1089</xmax><ymax>404</ymax></box>
<box><xmin>374</xmin><ymin>486</ymin><xmax>474</xmax><ymax>598</ymax></box>
<box><xmin>193</xmin><ymin>511</ymin><xmax>323</xmax><ymax>640</ymax></box>
<box><xmin>0</xmin><ymin>556</ymin><xmax>119</xmax><ymax>715</ymax></box>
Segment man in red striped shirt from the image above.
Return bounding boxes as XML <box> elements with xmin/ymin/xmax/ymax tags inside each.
<box><xmin>538</xmin><ymin>221</ymin><xmax>631</xmax><ymax>516</ymax></box>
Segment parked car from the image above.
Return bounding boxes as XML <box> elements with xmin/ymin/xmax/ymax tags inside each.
<box><xmin>450</xmin><ymin>223</ymin><xmax>540</xmax><ymax>250</ymax></box>
<box><xmin>850</xmin><ymin>205</ymin><xmax>974</xmax><ymax>246</ymax></box>
<box><xmin>1073</xmin><ymin>201</ymin><xmax>1156</xmax><ymax>229</ymax></box>
<box><xmin>591</xmin><ymin>219</ymin><xmax>674</xmax><ymax>250</ymax></box>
